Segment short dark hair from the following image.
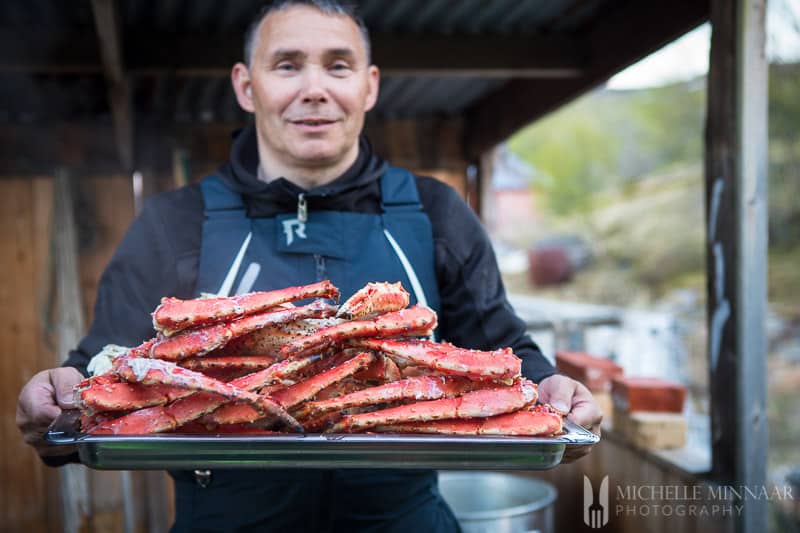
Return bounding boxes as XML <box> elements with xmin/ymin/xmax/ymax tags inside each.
<box><xmin>243</xmin><ymin>1</ymin><xmax>371</xmax><ymax>67</ymax></box>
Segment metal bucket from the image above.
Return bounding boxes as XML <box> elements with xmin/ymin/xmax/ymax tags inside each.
<box><xmin>438</xmin><ymin>472</ymin><xmax>556</xmax><ymax>533</ymax></box>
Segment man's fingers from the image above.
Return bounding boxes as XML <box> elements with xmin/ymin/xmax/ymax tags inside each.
<box><xmin>52</xmin><ymin>367</ymin><xmax>83</xmax><ymax>408</ymax></box>
<box><xmin>538</xmin><ymin>375</ymin><xmax>577</xmax><ymax>415</ymax></box>
<box><xmin>565</xmin><ymin>383</ymin><xmax>603</xmax><ymax>435</ymax></box>
<box><xmin>31</xmin><ymin>404</ymin><xmax>63</xmax><ymax>430</ymax></box>
<box><xmin>16</xmin><ymin>368</ymin><xmax>83</xmax><ymax>458</ymax></box>
<box><xmin>536</xmin><ymin>375</ymin><xmax>603</xmax><ymax>464</ymax></box>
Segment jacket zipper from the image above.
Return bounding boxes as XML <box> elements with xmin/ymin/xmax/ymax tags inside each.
<box><xmin>314</xmin><ymin>254</ymin><xmax>326</xmax><ymax>281</ymax></box>
<box><xmin>297</xmin><ymin>192</ymin><xmax>308</xmax><ymax>222</ymax></box>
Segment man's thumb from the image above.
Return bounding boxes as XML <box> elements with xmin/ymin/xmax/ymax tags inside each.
<box><xmin>539</xmin><ymin>376</ymin><xmax>574</xmax><ymax>415</ymax></box>
<box><xmin>52</xmin><ymin>369</ymin><xmax>81</xmax><ymax>408</ymax></box>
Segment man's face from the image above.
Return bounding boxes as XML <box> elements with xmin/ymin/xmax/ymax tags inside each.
<box><xmin>234</xmin><ymin>6</ymin><xmax>379</xmax><ymax>173</ymax></box>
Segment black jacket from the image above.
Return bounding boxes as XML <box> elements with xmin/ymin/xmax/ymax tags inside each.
<box><xmin>65</xmin><ymin>123</ymin><xmax>555</xmax><ymax>383</ymax></box>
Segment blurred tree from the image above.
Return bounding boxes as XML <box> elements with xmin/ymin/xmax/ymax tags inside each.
<box><xmin>767</xmin><ymin>63</ymin><xmax>800</xmax><ymax>247</ymax></box>
<box><xmin>509</xmin><ymin>63</ymin><xmax>798</xmax><ymax>248</ymax></box>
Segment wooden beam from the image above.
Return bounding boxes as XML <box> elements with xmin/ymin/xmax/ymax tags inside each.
<box><xmin>0</xmin><ymin>120</ymin><xmax>246</xmax><ymax>176</ymax></box>
<box><xmin>705</xmin><ymin>1</ymin><xmax>768</xmax><ymax>532</ymax></box>
<box><xmin>0</xmin><ymin>29</ymin><xmax>101</xmax><ymax>73</ymax></box>
<box><xmin>90</xmin><ymin>0</ymin><xmax>134</xmax><ymax>171</ymax></box>
<box><xmin>372</xmin><ymin>35</ymin><xmax>583</xmax><ymax>77</ymax></box>
<box><xmin>464</xmin><ymin>0</ymin><xmax>710</xmax><ymax>157</ymax></box>
<box><xmin>364</xmin><ymin>116</ymin><xmax>466</xmax><ymax>171</ymax></box>
<box><xmin>1</xmin><ymin>31</ymin><xmax>584</xmax><ymax>78</ymax></box>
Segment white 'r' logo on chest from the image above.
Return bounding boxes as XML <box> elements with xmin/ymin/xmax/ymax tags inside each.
<box><xmin>282</xmin><ymin>218</ymin><xmax>307</xmax><ymax>245</ymax></box>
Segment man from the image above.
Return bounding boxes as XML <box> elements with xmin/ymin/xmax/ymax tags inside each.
<box><xmin>17</xmin><ymin>1</ymin><xmax>601</xmax><ymax>531</ymax></box>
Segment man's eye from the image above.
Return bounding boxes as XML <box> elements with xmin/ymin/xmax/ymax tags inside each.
<box><xmin>276</xmin><ymin>63</ymin><xmax>297</xmax><ymax>71</ymax></box>
<box><xmin>330</xmin><ymin>63</ymin><xmax>351</xmax><ymax>73</ymax></box>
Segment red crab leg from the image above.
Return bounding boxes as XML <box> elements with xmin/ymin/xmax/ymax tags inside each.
<box><xmin>89</xmin><ymin>407</ymin><xmax>179</xmax><ymax>435</ymax></box>
<box><xmin>351</xmin><ymin>353</ymin><xmax>401</xmax><ymax>383</ymax></box>
<box><xmin>295</xmin><ymin>376</ymin><xmax>475</xmax><ymax>420</ymax></box>
<box><xmin>75</xmin><ymin>373</ymin><xmax>193</xmax><ymax>414</ymax></box>
<box><xmin>350</xmin><ymin>339</ymin><xmax>521</xmax><ymax>381</ymax></box>
<box><xmin>278</xmin><ymin>305</ymin><xmax>438</xmax><ymax>359</ymax></box>
<box><xmin>180</xmin><ymin>355</ymin><xmax>277</xmax><ymax>371</ymax></box>
<box><xmin>112</xmin><ymin>356</ymin><xmax>303</xmax><ymax>431</ymax></box>
<box><xmin>376</xmin><ymin>405</ymin><xmax>564</xmax><ymax>436</ymax></box>
<box><xmin>152</xmin><ymin>280</ymin><xmax>340</xmax><ymax>335</ymax></box>
<box><xmin>226</xmin><ymin>355</ymin><xmax>319</xmax><ymax>391</ymax></box>
<box><xmin>336</xmin><ymin>282</ymin><xmax>410</xmax><ymax>319</ymax></box>
<box><xmin>80</xmin><ymin>412</ymin><xmax>118</xmax><ymax>433</ymax></box>
<box><xmin>300</xmin><ymin>411</ymin><xmax>343</xmax><ymax>433</ymax></box>
<box><xmin>205</xmin><ymin>352</ymin><xmax>375</xmax><ymax>425</ymax></box>
<box><xmin>88</xmin><ymin>356</ymin><xmax>318</xmax><ymax>434</ymax></box>
<box><xmin>330</xmin><ymin>379</ymin><xmax>538</xmax><ymax>433</ymax></box>
<box><xmin>150</xmin><ymin>300</ymin><xmax>338</xmax><ymax>361</ymax></box>
<box><xmin>311</xmin><ymin>379</ymin><xmax>364</xmax><ymax>402</ymax></box>
<box><xmin>211</xmin><ymin>320</ymin><xmax>322</xmax><ymax>357</ymax></box>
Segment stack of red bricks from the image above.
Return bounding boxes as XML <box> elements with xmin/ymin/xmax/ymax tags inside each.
<box><xmin>555</xmin><ymin>351</ymin><xmax>688</xmax><ymax>450</ymax></box>
<box><xmin>611</xmin><ymin>376</ymin><xmax>688</xmax><ymax>449</ymax></box>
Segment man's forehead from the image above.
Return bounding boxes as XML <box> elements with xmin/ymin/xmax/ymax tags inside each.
<box><xmin>257</xmin><ymin>6</ymin><xmax>365</xmax><ymax>58</ymax></box>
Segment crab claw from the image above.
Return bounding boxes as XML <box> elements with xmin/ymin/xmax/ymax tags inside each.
<box><xmin>336</xmin><ymin>282</ymin><xmax>410</xmax><ymax>320</ymax></box>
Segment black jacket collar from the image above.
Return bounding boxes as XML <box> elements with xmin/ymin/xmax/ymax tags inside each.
<box><xmin>217</xmin><ymin>122</ymin><xmax>387</xmax><ymax>217</ymax></box>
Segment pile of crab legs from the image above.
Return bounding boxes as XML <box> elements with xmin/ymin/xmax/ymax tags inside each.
<box><xmin>75</xmin><ymin>280</ymin><xmax>564</xmax><ymax>437</ymax></box>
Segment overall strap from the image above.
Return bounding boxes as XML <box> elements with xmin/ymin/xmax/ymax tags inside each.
<box><xmin>200</xmin><ymin>174</ymin><xmax>247</xmax><ymax>212</ymax></box>
<box><xmin>379</xmin><ymin>166</ymin><xmax>441</xmax><ymax>321</ymax></box>
<box><xmin>381</xmin><ymin>165</ymin><xmax>422</xmax><ymax>212</ymax></box>
<box><xmin>197</xmin><ymin>175</ymin><xmax>253</xmax><ymax>296</ymax></box>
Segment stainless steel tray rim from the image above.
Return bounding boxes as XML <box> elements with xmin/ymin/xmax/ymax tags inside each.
<box><xmin>46</xmin><ymin>410</ymin><xmax>598</xmax><ymax>471</ymax></box>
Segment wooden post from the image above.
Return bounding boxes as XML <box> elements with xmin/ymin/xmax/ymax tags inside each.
<box><xmin>478</xmin><ymin>148</ymin><xmax>495</xmax><ymax>228</ymax></box>
<box><xmin>705</xmin><ymin>1</ymin><xmax>768</xmax><ymax>532</ymax></box>
<box><xmin>52</xmin><ymin>169</ymin><xmax>92</xmax><ymax>533</ymax></box>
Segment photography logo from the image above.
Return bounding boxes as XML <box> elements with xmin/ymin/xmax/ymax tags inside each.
<box><xmin>584</xmin><ymin>475</ymin><xmax>609</xmax><ymax>528</ymax></box>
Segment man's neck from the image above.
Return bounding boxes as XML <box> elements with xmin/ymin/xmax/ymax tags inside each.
<box><xmin>256</xmin><ymin>144</ymin><xmax>359</xmax><ymax>190</ymax></box>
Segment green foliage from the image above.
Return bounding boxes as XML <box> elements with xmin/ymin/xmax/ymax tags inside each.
<box><xmin>768</xmin><ymin>63</ymin><xmax>800</xmax><ymax>247</ymax></box>
<box><xmin>508</xmin><ymin>98</ymin><xmax>620</xmax><ymax>215</ymax></box>
<box><xmin>509</xmin><ymin>80</ymin><xmax>706</xmax><ymax>217</ymax></box>
<box><xmin>509</xmin><ymin>63</ymin><xmax>800</xmax><ymax>250</ymax></box>
<box><xmin>626</xmin><ymin>82</ymin><xmax>705</xmax><ymax>168</ymax></box>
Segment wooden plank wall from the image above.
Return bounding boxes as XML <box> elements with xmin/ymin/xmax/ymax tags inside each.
<box><xmin>0</xmin><ymin>175</ymin><xmax>175</xmax><ymax>532</ymax></box>
<box><xmin>0</xmin><ymin>177</ymin><xmax>62</xmax><ymax>532</ymax></box>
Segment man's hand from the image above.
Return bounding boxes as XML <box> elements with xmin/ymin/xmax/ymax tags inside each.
<box><xmin>538</xmin><ymin>374</ymin><xmax>603</xmax><ymax>463</ymax></box>
<box><xmin>16</xmin><ymin>367</ymin><xmax>84</xmax><ymax>457</ymax></box>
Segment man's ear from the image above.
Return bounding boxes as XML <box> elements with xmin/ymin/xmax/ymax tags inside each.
<box><xmin>231</xmin><ymin>62</ymin><xmax>256</xmax><ymax>113</ymax></box>
<box><xmin>364</xmin><ymin>65</ymin><xmax>380</xmax><ymax>112</ymax></box>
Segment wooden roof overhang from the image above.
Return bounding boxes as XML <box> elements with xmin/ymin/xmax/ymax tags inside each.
<box><xmin>0</xmin><ymin>0</ymin><xmax>708</xmax><ymax>174</ymax></box>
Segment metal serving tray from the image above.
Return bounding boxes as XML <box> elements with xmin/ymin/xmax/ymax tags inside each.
<box><xmin>46</xmin><ymin>410</ymin><xmax>599</xmax><ymax>471</ymax></box>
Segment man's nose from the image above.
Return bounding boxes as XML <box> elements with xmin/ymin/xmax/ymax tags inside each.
<box><xmin>300</xmin><ymin>66</ymin><xmax>328</xmax><ymax>103</ymax></box>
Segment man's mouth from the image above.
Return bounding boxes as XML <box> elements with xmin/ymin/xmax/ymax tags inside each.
<box><xmin>291</xmin><ymin>118</ymin><xmax>337</xmax><ymax>126</ymax></box>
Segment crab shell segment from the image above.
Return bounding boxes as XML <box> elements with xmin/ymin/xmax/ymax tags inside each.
<box><xmin>206</xmin><ymin>352</ymin><xmax>375</xmax><ymax>426</ymax></box>
<box><xmin>149</xmin><ymin>300</ymin><xmax>338</xmax><ymax>361</ymax></box>
<box><xmin>152</xmin><ymin>280</ymin><xmax>340</xmax><ymax>336</ymax></box>
<box><xmin>330</xmin><ymin>378</ymin><xmax>538</xmax><ymax>433</ymax></box>
<box><xmin>351</xmin><ymin>338</ymin><xmax>522</xmax><ymax>381</ymax></box>
<box><xmin>112</xmin><ymin>356</ymin><xmax>303</xmax><ymax>432</ymax></box>
<box><xmin>375</xmin><ymin>404</ymin><xmax>564</xmax><ymax>437</ymax></box>
<box><xmin>294</xmin><ymin>375</ymin><xmax>476</xmax><ymax>420</ymax></box>
<box><xmin>278</xmin><ymin>305</ymin><xmax>438</xmax><ymax>360</ymax></box>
